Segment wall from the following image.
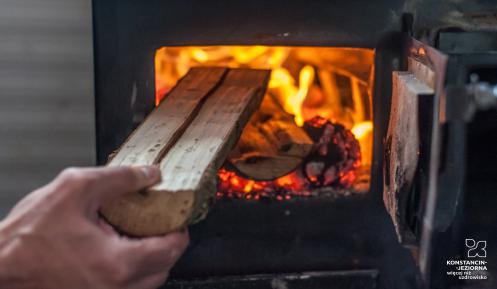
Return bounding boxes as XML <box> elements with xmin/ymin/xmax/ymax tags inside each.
<box><xmin>0</xmin><ymin>0</ymin><xmax>95</xmax><ymax>216</ymax></box>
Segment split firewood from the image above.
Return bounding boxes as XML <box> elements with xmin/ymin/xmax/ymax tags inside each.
<box><xmin>107</xmin><ymin>67</ymin><xmax>228</xmax><ymax>167</ymax></box>
<box><xmin>101</xmin><ymin>67</ymin><xmax>270</xmax><ymax>236</ymax></box>
<box><xmin>228</xmin><ymin>95</ymin><xmax>313</xmax><ymax>181</ymax></box>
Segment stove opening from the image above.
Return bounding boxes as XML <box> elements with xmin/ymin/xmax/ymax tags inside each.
<box><xmin>154</xmin><ymin>46</ymin><xmax>374</xmax><ymax>200</ymax></box>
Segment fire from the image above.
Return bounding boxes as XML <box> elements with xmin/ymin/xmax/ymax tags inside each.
<box><xmin>217</xmin><ymin>115</ymin><xmax>364</xmax><ymax>199</ymax></box>
<box><xmin>351</xmin><ymin>121</ymin><xmax>373</xmax><ymax>139</ymax></box>
<box><xmin>217</xmin><ymin>168</ymin><xmax>309</xmax><ymax>200</ymax></box>
<box><xmin>155</xmin><ymin>46</ymin><xmax>374</xmax><ymax>199</ymax></box>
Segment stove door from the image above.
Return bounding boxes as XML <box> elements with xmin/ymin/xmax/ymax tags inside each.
<box><xmin>384</xmin><ymin>33</ymin><xmax>497</xmax><ymax>289</ymax></box>
<box><xmin>382</xmin><ymin>37</ymin><xmax>452</xmax><ymax>284</ymax></box>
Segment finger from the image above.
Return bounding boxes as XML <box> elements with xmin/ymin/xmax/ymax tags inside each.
<box><xmin>120</xmin><ymin>230</ymin><xmax>189</xmax><ymax>276</ymax></box>
<box><xmin>55</xmin><ymin>166</ymin><xmax>161</xmax><ymax>207</ymax></box>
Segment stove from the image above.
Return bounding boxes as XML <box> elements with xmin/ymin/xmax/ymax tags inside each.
<box><xmin>92</xmin><ymin>1</ymin><xmax>497</xmax><ymax>288</ymax></box>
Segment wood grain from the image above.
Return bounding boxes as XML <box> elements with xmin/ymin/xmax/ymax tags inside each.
<box><xmin>102</xmin><ymin>68</ymin><xmax>270</xmax><ymax>236</ymax></box>
<box><xmin>108</xmin><ymin>67</ymin><xmax>227</xmax><ymax>166</ymax></box>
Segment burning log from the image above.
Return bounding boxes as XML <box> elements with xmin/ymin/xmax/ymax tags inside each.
<box><xmin>217</xmin><ymin>117</ymin><xmax>365</xmax><ymax>199</ymax></box>
<box><xmin>302</xmin><ymin>116</ymin><xmax>361</xmax><ymax>188</ymax></box>
<box><xmin>101</xmin><ymin>67</ymin><xmax>270</xmax><ymax>236</ymax></box>
<box><xmin>228</xmin><ymin>95</ymin><xmax>313</xmax><ymax>181</ymax></box>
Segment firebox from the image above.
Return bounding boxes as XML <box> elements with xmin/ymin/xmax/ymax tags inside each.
<box><xmin>92</xmin><ymin>1</ymin><xmax>497</xmax><ymax>289</ymax></box>
<box><xmin>154</xmin><ymin>46</ymin><xmax>373</xmax><ymax>198</ymax></box>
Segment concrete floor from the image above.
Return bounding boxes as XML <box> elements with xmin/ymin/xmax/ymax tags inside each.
<box><xmin>0</xmin><ymin>0</ymin><xmax>95</xmax><ymax>216</ymax></box>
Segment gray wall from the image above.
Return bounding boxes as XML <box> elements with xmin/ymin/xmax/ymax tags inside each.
<box><xmin>0</xmin><ymin>0</ymin><xmax>95</xmax><ymax>216</ymax></box>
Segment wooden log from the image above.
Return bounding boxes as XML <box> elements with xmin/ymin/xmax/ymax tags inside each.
<box><xmin>108</xmin><ymin>67</ymin><xmax>228</xmax><ymax>166</ymax></box>
<box><xmin>101</xmin><ymin>68</ymin><xmax>270</xmax><ymax>236</ymax></box>
<box><xmin>228</xmin><ymin>96</ymin><xmax>313</xmax><ymax>181</ymax></box>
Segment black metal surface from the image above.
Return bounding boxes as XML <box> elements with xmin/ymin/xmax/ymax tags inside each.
<box><xmin>91</xmin><ymin>1</ymin><xmax>497</xmax><ymax>288</ymax></box>
<box><xmin>91</xmin><ymin>0</ymin><xmax>497</xmax><ymax>163</ymax></box>
<box><xmin>170</xmin><ymin>195</ymin><xmax>419</xmax><ymax>289</ymax></box>
<box><xmin>154</xmin><ymin>33</ymin><xmax>419</xmax><ymax>288</ymax></box>
<box><xmin>92</xmin><ymin>0</ymin><xmax>414</xmax><ymax>163</ymax></box>
<box><xmin>164</xmin><ymin>270</ymin><xmax>379</xmax><ymax>289</ymax></box>
<box><xmin>438</xmin><ymin>32</ymin><xmax>497</xmax><ymax>54</ymax></box>
<box><xmin>463</xmin><ymin>107</ymin><xmax>497</xmax><ymax>289</ymax></box>
<box><xmin>420</xmin><ymin>32</ymin><xmax>497</xmax><ymax>289</ymax></box>
<box><xmin>459</xmin><ymin>38</ymin><xmax>497</xmax><ymax>289</ymax></box>
<box><xmin>91</xmin><ymin>11</ymin><xmax>422</xmax><ymax>286</ymax></box>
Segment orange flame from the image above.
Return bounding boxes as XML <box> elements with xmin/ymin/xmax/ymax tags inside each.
<box><xmin>154</xmin><ymin>46</ymin><xmax>375</xmax><ymax>198</ymax></box>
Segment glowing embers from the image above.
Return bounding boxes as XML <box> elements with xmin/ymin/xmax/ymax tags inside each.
<box><xmin>217</xmin><ymin>116</ymin><xmax>365</xmax><ymax>200</ymax></box>
<box><xmin>154</xmin><ymin>46</ymin><xmax>375</xmax><ymax>199</ymax></box>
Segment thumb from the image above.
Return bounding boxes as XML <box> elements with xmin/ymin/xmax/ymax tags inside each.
<box><xmin>88</xmin><ymin>166</ymin><xmax>162</xmax><ymax>205</ymax></box>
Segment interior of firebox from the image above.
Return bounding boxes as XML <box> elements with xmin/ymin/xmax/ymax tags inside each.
<box><xmin>154</xmin><ymin>46</ymin><xmax>374</xmax><ymax>200</ymax></box>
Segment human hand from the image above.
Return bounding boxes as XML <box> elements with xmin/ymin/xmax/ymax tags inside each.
<box><xmin>0</xmin><ymin>166</ymin><xmax>189</xmax><ymax>289</ymax></box>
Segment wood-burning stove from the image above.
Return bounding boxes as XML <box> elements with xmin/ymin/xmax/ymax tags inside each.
<box><xmin>92</xmin><ymin>1</ymin><xmax>497</xmax><ymax>288</ymax></box>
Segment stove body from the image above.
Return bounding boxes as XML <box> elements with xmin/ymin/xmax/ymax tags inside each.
<box><xmin>92</xmin><ymin>1</ymin><xmax>497</xmax><ymax>288</ymax></box>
